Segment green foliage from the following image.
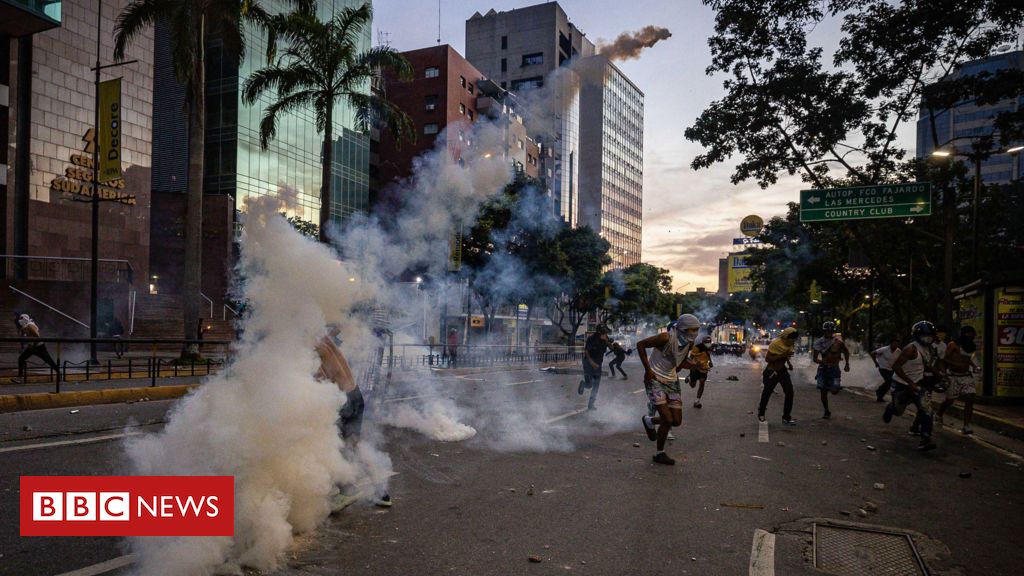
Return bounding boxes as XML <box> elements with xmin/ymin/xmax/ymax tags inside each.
<box><xmin>604</xmin><ymin>263</ymin><xmax>673</xmax><ymax>326</ymax></box>
<box><xmin>285</xmin><ymin>214</ymin><xmax>319</xmax><ymax>238</ymax></box>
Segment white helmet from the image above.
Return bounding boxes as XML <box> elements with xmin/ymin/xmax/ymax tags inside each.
<box><xmin>675</xmin><ymin>314</ymin><xmax>701</xmax><ymax>344</ymax></box>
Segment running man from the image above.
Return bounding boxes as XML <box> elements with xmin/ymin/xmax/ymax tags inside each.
<box><xmin>758</xmin><ymin>327</ymin><xmax>798</xmax><ymax>424</ymax></box>
<box><xmin>638</xmin><ymin>314</ymin><xmax>700</xmax><ymax>465</ymax></box>
<box><xmin>606</xmin><ymin>341</ymin><xmax>631</xmax><ymax>379</ymax></box>
<box><xmin>870</xmin><ymin>335</ymin><xmax>901</xmax><ymax>402</ymax></box>
<box><xmin>885</xmin><ymin>321</ymin><xmax>938</xmax><ymax>451</ymax></box>
<box><xmin>812</xmin><ymin>321</ymin><xmax>850</xmax><ymax>419</ymax></box>
<box><xmin>688</xmin><ymin>336</ymin><xmax>714</xmax><ymax>408</ymax></box>
<box><xmin>936</xmin><ymin>325</ymin><xmax>979</xmax><ymax>435</ymax></box>
<box><xmin>12</xmin><ymin>313</ymin><xmax>60</xmax><ymax>384</ymax></box>
<box><xmin>578</xmin><ymin>325</ymin><xmax>611</xmax><ymax>410</ymax></box>
<box><xmin>316</xmin><ymin>326</ymin><xmax>392</xmax><ymax>509</ymax></box>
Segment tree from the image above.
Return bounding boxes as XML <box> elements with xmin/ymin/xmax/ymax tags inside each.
<box><xmin>114</xmin><ymin>0</ymin><xmax>297</xmax><ymax>358</ymax></box>
<box><xmin>242</xmin><ymin>3</ymin><xmax>414</xmax><ymax>243</ymax></box>
<box><xmin>545</xmin><ymin>227</ymin><xmax>612</xmax><ymax>342</ymax></box>
<box><xmin>687</xmin><ymin>0</ymin><xmax>1024</xmax><ymax>328</ymax></box>
<box><xmin>285</xmin><ymin>214</ymin><xmax>318</xmax><ymax>238</ymax></box>
<box><xmin>604</xmin><ymin>263</ymin><xmax>672</xmax><ymax>327</ymax></box>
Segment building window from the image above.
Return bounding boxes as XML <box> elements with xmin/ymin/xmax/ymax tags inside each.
<box><xmin>518</xmin><ymin>139</ymin><xmax>524</xmax><ymax>150</ymax></box>
<box><xmin>501</xmin><ymin>58</ymin><xmax>507</xmax><ymax>73</ymax></box>
<box><xmin>501</xmin><ymin>35</ymin><xmax>508</xmax><ymax>49</ymax></box>
<box><xmin>423</xmin><ymin>123</ymin><xmax>439</xmax><ymax>135</ymax></box>
<box><xmin>425</xmin><ymin>66</ymin><xmax>439</xmax><ymax>78</ymax></box>
<box><xmin>424</xmin><ymin>94</ymin><xmax>438</xmax><ymax>111</ymax></box>
<box><xmin>510</xmin><ymin>76</ymin><xmax>544</xmax><ymax>91</ymax></box>
<box><xmin>459</xmin><ymin>103</ymin><xmax>466</xmax><ymax>115</ymax></box>
<box><xmin>500</xmin><ymin>81</ymin><xmax>506</xmax><ymax>89</ymax></box>
<box><xmin>522</xmin><ymin>52</ymin><xmax>544</xmax><ymax>67</ymax></box>
<box><xmin>467</xmin><ymin>109</ymin><xmax>475</xmax><ymax>121</ymax></box>
<box><xmin>468</xmin><ymin>82</ymin><xmax>474</xmax><ymax>94</ymax></box>
<box><xmin>460</xmin><ymin>75</ymin><xmax>466</xmax><ymax>88</ymax></box>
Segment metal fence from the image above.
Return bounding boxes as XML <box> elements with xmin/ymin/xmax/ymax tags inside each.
<box><xmin>387</xmin><ymin>344</ymin><xmax>585</xmax><ymax>369</ymax></box>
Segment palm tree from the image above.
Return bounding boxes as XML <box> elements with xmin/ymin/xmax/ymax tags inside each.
<box><xmin>242</xmin><ymin>3</ymin><xmax>414</xmax><ymax>243</ymax></box>
<box><xmin>114</xmin><ymin>0</ymin><xmax>303</xmax><ymax>357</ymax></box>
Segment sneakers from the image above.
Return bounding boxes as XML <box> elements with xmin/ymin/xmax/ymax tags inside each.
<box><xmin>374</xmin><ymin>494</ymin><xmax>393</xmax><ymax>508</ymax></box>
<box><xmin>652</xmin><ymin>452</ymin><xmax>675</xmax><ymax>466</ymax></box>
<box><xmin>961</xmin><ymin>426</ymin><xmax>974</xmax><ymax>435</ymax></box>
<box><xmin>667</xmin><ymin>431</ymin><xmax>676</xmax><ymax>441</ymax></box>
<box><xmin>917</xmin><ymin>440</ymin><xmax>937</xmax><ymax>451</ymax></box>
<box><xmin>822</xmin><ymin>411</ymin><xmax>832</xmax><ymax>420</ymax></box>
<box><xmin>782</xmin><ymin>417</ymin><xmax>797</xmax><ymax>425</ymax></box>
<box><xmin>621</xmin><ymin>375</ymin><xmax>628</xmax><ymax>380</ymax></box>
<box><xmin>641</xmin><ymin>415</ymin><xmax>657</xmax><ymax>441</ymax></box>
<box><xmin>577</xmin><ymin>380</ymin><xmax>585</xmax><ymax>395</ymax></box>
<box><xmin>693</xmin><ymin>400</ymin><xmax>702</xmax><ymax>409</ymax></box>
<box><xmin>883</xmin><ymin>403</ymin><xmax>895</xmax><ymax>423</ymax></box>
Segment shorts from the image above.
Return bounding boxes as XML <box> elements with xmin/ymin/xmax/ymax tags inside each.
<box><xmin>689</xmin><ymin>369</ymin><xmax>708</xmax><ymax>383</ymax></box>
<box><xmin>944</xmin><ymin>374</ymin><xmax>976</xmax><ymax>400</ymax></box>
<box><xmin>339</xmin><ymin>387</ymin><xmax>365</xmax><ymax>439</ymax></box>
<box><xmin>816</xmin><ymin>365</ymin><xmax>842</xmax><ymax>392</ymax></box>
<box><xmin>645</xmin><ymin>377</ymin><xmax>682</xmax><ymax>407</ymax></box>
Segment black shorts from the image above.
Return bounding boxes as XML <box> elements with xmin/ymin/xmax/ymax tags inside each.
<box><xmin>689</xmin><ymin>369</ymin><xmax>708</xmax><ymax>382</ymax></box>
<box><xmin>340</xmin><ymin>387</ymin><xmax>365</xmax><ymax>439</ymax></box>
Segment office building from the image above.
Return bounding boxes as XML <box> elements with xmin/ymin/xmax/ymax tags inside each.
<box><xmin>2</xmin><ymin>0</ymin><xmax>154</xmax><ymax>333</ymax></box>
<box><xmin>466</xmin><ymin>2</ymin><xmax>596</xmax><ymax>227</ymax></box>
<box><xmin>578</xmin><ymin>55</ymin><xmax>643</xmax><ymax>269</ymax></box>
<box><xmin>916</xmin><ymin>50</ymin><xmax>1024</xmax><ymax>183</ymax></box>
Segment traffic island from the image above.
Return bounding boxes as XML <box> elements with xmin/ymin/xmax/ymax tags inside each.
<box><xmin>0</xmin><ymin>383</ymin><xmax>199</xmax><ymax>413</ymax></box>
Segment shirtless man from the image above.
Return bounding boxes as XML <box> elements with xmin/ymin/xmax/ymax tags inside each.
<box><xmin>812</xmin><ymin>321</ymin><xmax>850</xmax><ymax>419</ymax></box>
<box><xmin>638</xmin><ymin>314</ymin><xmax>700</xmax><ymax>465</ymax></box>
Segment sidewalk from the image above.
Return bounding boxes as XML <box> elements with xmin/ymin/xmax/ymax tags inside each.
<box><xmin>0</xmin><ymin>376</ymin><xmax>203</xmax><ymax>413</ymax></box>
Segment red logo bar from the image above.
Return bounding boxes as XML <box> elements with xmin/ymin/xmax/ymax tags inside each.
<box><xmin>20</xmin><ymin>476</ymin><xmax>234</xmax><ymax>536</ymax></box>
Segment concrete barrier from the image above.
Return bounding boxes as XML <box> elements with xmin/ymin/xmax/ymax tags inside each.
<box><xmin>0</xmin><ymin>384</ymin><xmax>199</xmax><ymax>413</ymax></box>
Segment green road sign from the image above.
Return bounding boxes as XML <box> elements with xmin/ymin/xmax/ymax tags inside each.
<box><xmin>799</xmin><ymin>182</ymin><xmax>931</xmax><ymax>222</ymax></box>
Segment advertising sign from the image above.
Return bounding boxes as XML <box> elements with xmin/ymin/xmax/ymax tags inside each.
<box><xmin>995</xmin><ymin>286</ymin><xmax>1024</xmax><ymax>397</ymax></box>
<box><xmin>957</xmin><ymin>292</ymin><xmax>985</xmax><ymax>390</ymax></box>
<box><xmin>727</xmin><ymin>254</ymin><xmax>753</xmax><ymax>293</ymax></box>
<box><xmin>740</xmin><ymin>215</ymin><xmax>764</xmax><ymax>237</ymax></box>
<box><xmin>98</xmin><ymin>78</ymin><xmax>122</xmax><ymax>183</ymax></box>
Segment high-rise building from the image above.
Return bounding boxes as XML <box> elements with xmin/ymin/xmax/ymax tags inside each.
<box><xmin>150</xmin><ymin>0</ymin><xmax>372</xmax><ymax>298</ymax></box>
<box><xmin>2</xmin><ymin>0</ymin><xmax>155</xmax><ymax>332</ymax></box>
<box><xmin>577</xmin><ymin>55</ymin><xmax>643</xmax><ymax>269</ymax></box>
<box><xmin>465</xmin><ymin>3</ymin><xmax>595</xmax><ymax>227</ymax></box>
<box><xmin>916</xmin><ymin>50</ymin><xmax>1024</xmax><ymax>183</ymax></box>
<box><xmin>374</xmin><ymin>44</ymin><xmax>539</xmax><ymax>199</ymax></box>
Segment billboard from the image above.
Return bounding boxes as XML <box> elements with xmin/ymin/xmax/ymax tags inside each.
<box><xmin>727</xmin><ymin>254</ymin><xmax>753</xmax><ymax>293</ymax></box>
<box><xmin>995</xmin><ymin>286</ymin><xmax>1024</xmax><ymax>397</ymax></box>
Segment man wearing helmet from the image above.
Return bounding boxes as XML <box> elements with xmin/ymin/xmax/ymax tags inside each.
<box><xmin>886</xmin><ymin>321</ymin><xmax>939</xmax><ymax>451</ymax></box>
<box><xmin>812</xmin><ymin>321</ymin><xmax>850</xmax><ymax>419</ymax></box>
<box><xmin>637</xmin><ymin>313</ymin><xmax>701</xmax><ymax>465</ymax></box>
<box><xmin>688</xmin><ymin>336</ymin><xmax>714</xmax><ymax>408</ymax></box>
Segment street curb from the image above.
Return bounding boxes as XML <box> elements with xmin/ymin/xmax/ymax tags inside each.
<box><xmin>0</xmin><ymin>384</ymin><xmax>199</xmax><ymax>413</ymax></box>
<box><xmin>846</xmin><ymin>387</ymin><xmax>1024</xmax><ymax>442</ymax></box>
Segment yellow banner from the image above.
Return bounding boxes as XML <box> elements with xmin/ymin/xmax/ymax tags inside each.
<box><xmin>727</xmin><ymin>254</ymin><xmax>753</xmax><ymax>293</ymax></box>
<box><xmin>448</xmin><ymin>222</ymin><xmax>463</xmax><ymax>272</ymax></box>
<box><xmin>98</xmin><ymin>78</ymin><xmax>122</xmax><ymax>183</ymax></box>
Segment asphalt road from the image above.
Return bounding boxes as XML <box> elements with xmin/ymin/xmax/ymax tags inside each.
<box><xmin>2</xmin><ymin>355</ymin><xmax>1022</xmax><ymax>576</ymax></box>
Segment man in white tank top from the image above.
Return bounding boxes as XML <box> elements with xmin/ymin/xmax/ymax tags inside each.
<box><xmin>637</xmin><ymin>314</ymin><xmax>700</xmax><ymax>465</ymax></box>
<box><xmin>886</xmin><ymin>321</ymin><xmax>939</xmax><ymax>451</ymax></box>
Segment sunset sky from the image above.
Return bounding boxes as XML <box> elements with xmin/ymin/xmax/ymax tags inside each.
<box><xmin>375</xmin><ymin>0</ymin><xmax>916</xmax><ymax>292</ymax></box>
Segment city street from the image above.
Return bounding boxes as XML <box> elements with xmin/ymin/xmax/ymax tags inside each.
<box><xmin>3</xmin><ymin>356</ymin><xmax>1021</xmax><ymax>576</ymax></box>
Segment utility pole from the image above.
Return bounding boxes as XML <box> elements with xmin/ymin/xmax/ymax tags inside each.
<box><xmin>90</xmin><ymin>0</ymin><xmax>136</xmax><ymax>363</ymax></box>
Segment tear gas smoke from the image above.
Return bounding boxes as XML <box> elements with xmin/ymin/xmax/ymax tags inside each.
<box><xmin>598</xmin><ymin>26</ymin><xmax>672</xmax><ymax>61</ymax></box>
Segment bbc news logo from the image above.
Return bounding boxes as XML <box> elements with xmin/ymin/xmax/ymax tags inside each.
<box><xmin>20</xmin><ymin>476</ymin><xmax>233</xmax><ymax>536</ymax></box>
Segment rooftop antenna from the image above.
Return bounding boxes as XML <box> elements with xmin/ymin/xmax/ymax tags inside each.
<box><xmin>437</xmin><ymin>0</ymin><xmax>442</xmax><ymax>45</ymax></box>
<box><xmin>377</xmin><ymin>29</ymin><xmax>391</xmax><ymax>48</ymax></box>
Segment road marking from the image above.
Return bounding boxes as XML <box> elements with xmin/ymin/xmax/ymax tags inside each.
<box><xmin>544</xmin><ymin>408</ymin><xmax>589</xmax><ymax>424</ymax></box>
<box><xmin>749</xmin><ymin>529</ymin><xmax>775</xmax><ymax>576</ymax></box>
<box><xmin>759</xmin><ymin>421</ymin><xmax>769</xmax><ymax>443</ymax></box>
<box><xmin>503</xmin><ymin>379</ymin><xmax>541</xmax><ymax>387</ymax></box>
<box><xmin>54</xmin><ymin>554</ymin><xmax>134</xmax><ymax>576</ymax></box>
<box><xmin>0</xmin><ymin>432</ymin><xmax>139</xmax><ymax>454</ymax></box>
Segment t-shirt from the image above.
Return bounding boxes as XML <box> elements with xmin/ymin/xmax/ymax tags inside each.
<box><xmin>813</xmin><ymin>336</ymin><xmax>846</xmax><ymax>366</ymax></box>
<box><xmin>584</xmin><ymin>334</ymin><xmax>609</xmax><ymax>373</ymax></box>
<box><xmin>872</xmin><ymin>345</ymin><xmax>900</xmax><ymax>370</ymax></box>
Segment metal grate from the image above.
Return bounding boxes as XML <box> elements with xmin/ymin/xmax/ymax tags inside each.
<box><xmin>813</xmin><ymin>523</ymin><xmax>928</xmax><ymax>576</ymax></box>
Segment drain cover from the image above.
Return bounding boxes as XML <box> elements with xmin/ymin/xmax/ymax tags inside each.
<box><xmin>813</xmin><ymin>523</ymin><xmax>928</xmax><ymax>576</ymax></box>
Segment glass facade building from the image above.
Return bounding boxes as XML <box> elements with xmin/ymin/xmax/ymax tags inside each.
<box><xmin>579</xmin><ymin>56</ymin><xmax>643</xmax><ymax>269</ymax></box>
<box><xmin>916</xmin><ymin>50</ymin><xmax>1024</xmax><ymax>184</ymax></box>
<box><xmin>156</xmin><ymin>0</ymin><xmax>371</xmax><ymax>227</ymax></box>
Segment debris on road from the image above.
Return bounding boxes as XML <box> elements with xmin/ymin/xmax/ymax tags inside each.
<box><xmin>959</xmin><ymin>472</ymin><xmax>972</xmax><ymax>479</ymax></box>
<box><xmin>69</xmin><ymin>409</ymin><xmax>80</xmax><ymax>414</ymax></box>
<box><xmin>864</xmin><ymin>501</ymin><xmax>878</xmax><ymax>512</ymax></box>
<box><xmin>776</xmin><ymin>441</ymin><xmax>785</xmax><ymax>447</ymax></box>
<box><xmin>751</xmin><ymin>455</ymin><xmax>772</xmax><ymax>461</ymax></box>
<box><xmin>866</xmin><ymin>445</ymin><xmax>877</xmax><ymax>451</ymax></box>
<box><xmin>528</xmin><ymin>556</ymin><xmax>542</xmax><ymax>563</ymax></box>
<box><xmin>633</xmin><ymin>442</ymin><xmax>640</xmax><ymax>447</ymax></box>
<box><xmin>690</xmin><ymin>557</ymin><xmax>697</xmax><ymax>561</ymax></box>
<box><xmin>873</xmin><ymin>483</ymin><xmax>886</xmax><ymax>490</ymax></box>
<box><xmin>509</xmin><ymin>488</ymin><xmax>517</xmax><ymax>493</ymax></box>
<box><xmin>740</xmin><ymin>433</ymin><xmax>746</xmax><ymax>437</ymax></box>
<box><xmin>821</xmin><ymin>441</ymin><xmax>827</xmax><ymax>446</ymax></box>
<box><xmin>727</xmin><ymin>376</ymin><xmax>739</xmax><ymax>381</ymax></box>
<box><xmin>840</xmin><ymin>510</ymin><xmax>851</xmax><ymax>516</ymax></box>
<box><xmin>527</xmin><ymin>485</ymin><xmax>535</xmax><ymax>496</ymax></box>
<box><xmin>22</xmin><ymin>426</ymin><xmax>31</xmax><ymax>432</ymax></box>
<box><xmin>720</xmin><ymin>502</ymin><xmax>765</xmax><ymax>509</ymax></box>
<box><xmin>857</xmin><ymin>508</ymin><xmax>869</xmax><ymax>518</ymax></box>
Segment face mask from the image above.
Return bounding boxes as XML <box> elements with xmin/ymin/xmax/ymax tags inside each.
<box><xmin>919</xmin><ymin>336</ymin><xmax>934</xmax><ymax>345</ymax></box>
<box><xmin>678</xmin><ymin>329</ymin><xmax>698</xmax><ymax>344</ymax></box>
